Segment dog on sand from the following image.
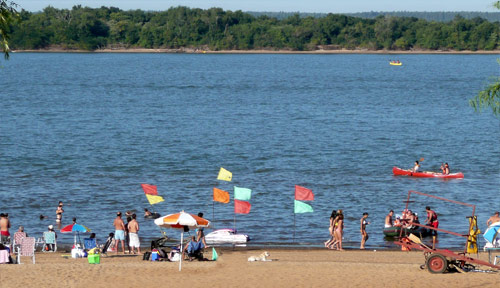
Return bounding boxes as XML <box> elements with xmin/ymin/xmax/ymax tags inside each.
<box><xmin>248</xmin><ymin>251</ymin><xmax>270</xmax><ymax>262</ymax></box>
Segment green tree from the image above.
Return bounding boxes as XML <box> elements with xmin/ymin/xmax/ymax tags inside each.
<box><xmin>0</xmin><ymin>0</ymin><xmax>18</xmax><ymax>59</ymax></box>
<box><xmin>469</xmin><ymin>1</ymin><xmax>500</xmax><ymax>116</ymax></box>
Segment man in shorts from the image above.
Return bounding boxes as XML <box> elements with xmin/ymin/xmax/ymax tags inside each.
<box><xmin>113</xmin><ymin>212</ymin><xmax>126</xmax><ymax>254</ymax></box>
<box><xmin>0</xmin><ymin>213</ymin><xmax>11</xmax><ymax>248</ymax></box>
<box><xmin>425</xmin><ymin>206</ymin><xmax>439</xmax><ymax>249</ymax></box>
<box><xmin>127</xmin><ymin>214</ymin><xmax>141</xmax><ymax>254</ymax></box>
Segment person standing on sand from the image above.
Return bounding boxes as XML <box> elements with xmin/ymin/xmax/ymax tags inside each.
<box><xmin>113</xmin><ymin>212</ymin><xmax>127</xmax><ymax>254</ymax></box>
<box><xmin>385</xmin><ymin>210</ymin><xmax>394</xmax><ymax>228</ymax></box>
<box><xmin>325</xmin><ymin>209</ymin><xmax>338</xmax><ymax>249</ymax></box>
<box><xmin>425</xmin><ymin>206</ymin><xmax>439</xmax><ymax>249</ymax></box>
<box><xmin>0</xmin><ymin>213</ymin><xmax>11</xmax><ymax>246</ymax></box>
<box><xmin>128</xmin><ymin>214</ymin><xmax>141</xmax><ymax>255</ymax></box>
<box><xmin>360</xmin><ymin>212</ymin><xmax>370</xmax><ymax>249</ymax></box>
<box><xmin>487</xmin><ymin>212</ymin><xmax>500</xmax><ymax>227</ymax></box>
<box><xmin>125</xmin><ymin>216</ymin><xmax>132</xmax><ymax>254</ymax></box>
<box><xmin>56</xmin><ymin>201</ymin><xmax>64</xmax><ymax>223</ymax></box>
<box><xmin>334</xmin><ymin>210</ymin><xmax>344</xmax><ymax>251</ymax></box>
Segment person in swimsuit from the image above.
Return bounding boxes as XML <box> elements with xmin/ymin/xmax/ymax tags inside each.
<box><xmin>325</xmin><ymin>209</ymin><xmax>338</xmax><ymax>249</ymax></box>
<box><xmin>113</xmin><ymin>212</ymin><xmax>127</xmax><ymax>254</ymax></box>
<box><xmin>56</xmin><ymin>201</ymin><xmax>64</xmax><ymax>223</ymax></box>
<box><xmin>487</xmin><ymin>212</ymin><xmax>500</xmax><ymax>227</ymax></box>
<box><xmin>360</xmin><ymin>212</ymin><xmax>370</xmax><ymax>249</ymax></box>
<box><xmin>440</xmin><ymin>163</ymin><xmax>450</xmax><ymax>175</ymax></box>
<box><xmin>334</xmin><ymin>210</ymin><xmax>344</xmax><ymax>251</ymax></box>
<box><xmin>127</xmin><ymin>214</ymin><xmax>141</xmax><ymax>255</ymax></box>
<box><xmin>384</xmin><ymin>210</ymin><xmax>394</xmax><ymax>228</ymax></box>
<box><xmin>425</xmin><ymin>206</ymin><xmax>439</xmax><ymax>249</ymax></box>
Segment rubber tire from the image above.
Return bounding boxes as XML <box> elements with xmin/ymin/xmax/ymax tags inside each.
<box><xmin>426</xmin><ymin>254</ymin><xmax>448</xmax><ymax>274</ymax></box>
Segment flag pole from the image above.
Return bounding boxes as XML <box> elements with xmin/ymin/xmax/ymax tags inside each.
<box><xmin>293</xmin><ymin>208</ymin><xmax>296</xmax><ymax>243</ymax></box>
<box><xmin>212</xmin><ymin>200</ymin><xmax>215</xmax><ymax>229</ymax></box>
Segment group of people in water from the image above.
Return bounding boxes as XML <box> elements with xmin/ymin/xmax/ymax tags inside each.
<box><xmin>411</xmin><ymin>160</ymin><xmax>451</xmax><ymax>175</ymax></box>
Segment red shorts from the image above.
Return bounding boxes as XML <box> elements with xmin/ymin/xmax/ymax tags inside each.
<box><xmin>430</xmin><ymin>221</ymin><xmax>439</xmax><ymax>229</ymax></box>
<box><xmin>0</xmin><ymin>231</ymin><xmax>10</xmax><ymax>236</ymax></box>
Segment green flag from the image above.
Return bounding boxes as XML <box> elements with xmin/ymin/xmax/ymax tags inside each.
<box><xmin>294</xmin><ymin>200</ymin><xmax>313</xmax><ymax>214</ymax></box>
<box><xmin>212</xmin><ymin>247</ymin><xmax>218</xmax><ymax>261</ymax></box>
<box><xmin>234</xmin><ymin>186</ymin><xmax>252</xmax><ymax>201</ymax></box>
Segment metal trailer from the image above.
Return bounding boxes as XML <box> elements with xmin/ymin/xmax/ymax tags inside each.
<box><xmin>394</xmin><ymin>190</ymin><xmax>500</xmax><ymax>273</ymax></box>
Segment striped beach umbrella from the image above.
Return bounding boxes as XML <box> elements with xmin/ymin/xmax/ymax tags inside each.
<box><xmin>61</xmin><ymin>223</ymin><xmax>91</xmax><ymax>246</ymax></box>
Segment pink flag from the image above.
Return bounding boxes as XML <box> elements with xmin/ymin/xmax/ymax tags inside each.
<box><xmin>295</xmin><ymin>185</ymin><xmax>314</xmax><ymax>201</ymax></box>
<box><xmin>234</xmin><ymin>200</ymin><xmax>251</xmax><ymax>214</ymax></box>
<box><xmin>141</xmin><ymin>184</ymin><xmax>158</xmax><ymax>195</ymax></box>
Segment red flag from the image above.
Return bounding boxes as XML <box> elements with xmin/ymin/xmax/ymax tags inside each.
<box><xmin>234</xmin><ymin>200</ymin><xmax>251</xmax><ymax>214</ymax></box>
<box><xmin>295</xmin><ymin>185</ymin><xmax>314</xmax><ymax>201</ymax></box>
<box><xmin>213</xmin><ymin>188</ymin><xmax>230</xmax><ymax>204</ymax></box>
<box><xmin>141</xmin><ymin>184</ymin><xmax>158</xmax><ymax>195</ymax></box>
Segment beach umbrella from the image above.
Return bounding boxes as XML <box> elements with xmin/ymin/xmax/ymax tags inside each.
<box><xmin>154</xmin><ymin>211</ymin><xmax>210</xmax><ymax>271</ymax></box>
<box><xmin>60</xmin><ymin>223</ymin><xmax>91</xmax><ymax>246</ymax></box>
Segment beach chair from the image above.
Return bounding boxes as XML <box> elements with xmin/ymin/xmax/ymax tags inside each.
<box><xmin>100</xmin><ymin>233</ymin><xmax>114</xmax><ymax>256</ymax></box>
<box><xmin>43</xmin><ymin>231</ymin><xmax>57</xmax><ymax>252</ymax></box>
<box><xmin>12</xmin><ymin>231</ymin><xmax>26</xmax><ymax>258</ymax></box>
<box><xmin>18</xmin><ymin>237</ymin><xmax>36</xmax><ymax>264</ymax></box>
<box><xmin>84</xmin><ymin>238</ymin><xmax>97</xmax><ymax>250</ymax></box>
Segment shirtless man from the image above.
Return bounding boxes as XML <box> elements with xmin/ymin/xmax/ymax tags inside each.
<box><xmin>127</xmin><ymin>214</ymin><xmax>141</xmax><ymax>254</ymax></box>
<box><xmin>0</xmin><ymin>213</ymin><xmax>11</xmax><ymax>246</ymax></box>
<box><xmin>113</xmin><ymin>212</ymin><xmax>126</xmax><ymax>254</ymax></box>
<box><xmin>487</xmin><ymin>212</ymin><xmax>500</xmax><ymax>227</ymax></box>
<box><xmin>385</xmin><ymin>210</ymin><xmax>394</xmax><ymax>228</ymax></box>
<box><xmin>360</xmin><ymin>212</ymin><xmax>370</xmax><ymax>249</ymax></box>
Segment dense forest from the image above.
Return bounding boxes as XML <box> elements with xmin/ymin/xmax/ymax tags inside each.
<box><xmin>249</xmin><ymin>11</ymin><xmax>500</xmax><ymax>22</ymax></box>
<box><xmin>8</xmin><ymin>6</ymin><xmax>500</xmax><ymax>51</ymax></box>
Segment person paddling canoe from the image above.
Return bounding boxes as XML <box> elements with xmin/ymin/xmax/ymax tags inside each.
<box><xmin>412</xmin><ymin>161</ymin><xmax>420</xmax><ymax>172</ymax></box>
<box><xmin>440</xmin><ymin>163</ymin><xmax>450</xmax><ymax>175</ymax></box>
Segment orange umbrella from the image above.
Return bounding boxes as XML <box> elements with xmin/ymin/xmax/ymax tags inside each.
<box><xmin>154</xmin><ymin>211</ymin><xmax>210</xmax><ymax>271</ymax></box>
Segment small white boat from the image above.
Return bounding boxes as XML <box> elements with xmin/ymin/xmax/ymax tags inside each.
<box><xmin>205</xmin><ymin>229</ymin><xmax>249</xmax><ymax>244</ymax></box>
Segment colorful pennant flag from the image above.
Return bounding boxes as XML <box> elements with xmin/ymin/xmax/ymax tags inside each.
<box><xmin>217</xmin><ymin>167</ymin><xmax>232</xmax><ymax>182</ymax></box>
<box><xmin>213</xmin><ymin>187</ymin><xmax>230</xmax><ymax>204</ymax></box>
<box><xmin>294</xmin><ymin>200</ymin><xmax>313</xmax><ymax>214</ymax></box>
<box><xmin>295</xmin><ymin>185</ymin><xmax>314</xmax><ymax>201</ymax></box>
<box><xmin>234</xmin><ymin>199</ymin><xmax>251</xmax><ymax>214</ymax></box>
<box><xmin>141</xmin><ymin>184</ymin><xmax>158</xmax><ymax>195</ymax></box>
<box><xmin>234</xmin><ymin>186</ymin><xmax>252</xmax><ymax>201</ymax></box>
<box><xmin>146</xmin><ymin>194</ymin><xmax>164</xmax><ymax>205</ymax></box>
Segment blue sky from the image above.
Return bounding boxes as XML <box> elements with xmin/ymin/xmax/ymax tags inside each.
<box><xmin>14</xmin><ymin>0</ymin><xmax>500</xmax><ymax>13</ymax></box>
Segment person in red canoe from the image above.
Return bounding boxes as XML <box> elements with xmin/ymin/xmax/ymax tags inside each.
<box><xmin>411</xmin><ymin>160</ymin><xmax>420</xmax><ymax>172</ymax></box>
<box><xmin>425</xmin><ymin>206</ymin><xmax>439</xmax><ymax>249</ymax></box>
<box><xmin>440</xmin><ymin>163</ymin><xmax>450</xmax><ymax>175</ymax></box>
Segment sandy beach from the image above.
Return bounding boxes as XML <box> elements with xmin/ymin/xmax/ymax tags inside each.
<box><xmin>12</xmin><ymin>48</ymin><xmax>500</xmax><ymax>54</ymax></box>
<box><xmin>1</xmin><ymin>249</ymin><xmax>499</xmax><ymax>287</ymax></box>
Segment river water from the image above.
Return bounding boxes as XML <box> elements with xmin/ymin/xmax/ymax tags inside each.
<box><xmin>1</xmin><ymin>53</ymin><xmax>499</xmax><ymax>249</ymax></box>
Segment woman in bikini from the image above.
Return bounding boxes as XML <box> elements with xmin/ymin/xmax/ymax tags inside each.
<box><xmin>56</xmin><ymin>201</ymin><xmax>64</xmax><ymax>223</ymax></box>
<box><xmin>325</xmin><ymin>210</ymin><xmax>338</xmax><ymax>249</ymax></box>
<box><xmin>334</xmin><ymin>210</ymin><xmax>344</xmax><ymax>251</ymax></box>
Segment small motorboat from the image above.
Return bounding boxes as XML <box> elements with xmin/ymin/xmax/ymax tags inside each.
<box><xmin>393</xmin><ymin>167</ymin><xmax>464</xmax><ymax>179</ymax></box>
<box><xmin>383</xmin><ymin>226</ymin><xmax>431</xmax><ymax>237</ymax></box>
<box><xmin>205</xmin><ymin>229</ymin><xmax>249</xmax><ymax>245</ymax></box>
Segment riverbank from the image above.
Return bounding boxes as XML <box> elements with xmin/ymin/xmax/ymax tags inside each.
<box><xmin>12</xmin><ymin>48</ymin><xmax>500</xmax><ymax>54</ymax></box>
<box><xmin>1</xmin><ymin>249</ymin><xmax>498</xmax><ymax>287</ymax></box>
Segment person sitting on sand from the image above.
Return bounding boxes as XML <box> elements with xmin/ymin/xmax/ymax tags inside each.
<box><xmin>384</xmin><ymin>210</ymin><xmax>394</xmax><ymax>228</ymax></box>
<box><xmin>412</xmin><ymin>161</ymin><xmax>420</xmax><ymax>172</ymax></box>
<box><xmin>487</xmin><ymin>212</ymin><xmax>500</xmax><ymax>227</ymax></box>
<box><xmin>144</xmin><ymin>208</ymin><xmax>152</xmax><ymax>217</ymax></box>
<box><xmin>182</xmin><ymin>236</ymin><xmax>204</xmax><ymax>261</ymax></box>
<box><xmin>440</xmin><ymin>163</ymin><xmax>450</xmax><ymax>175</ymax></box>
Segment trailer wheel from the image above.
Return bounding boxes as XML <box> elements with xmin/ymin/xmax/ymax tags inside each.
<box><xmin>426</xmin><ymin>254</ymin><xmax>448</xmax><ymax>274</ymax></box>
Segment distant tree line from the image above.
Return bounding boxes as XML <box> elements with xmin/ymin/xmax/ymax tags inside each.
<box><xmin>248</xmin><ymin>11</ymin><xmax>500</xmax><ymax>23</ymax></box>
<box><xmin>8</xmin><ymin>6</ymin><xmax>500</xmax><ymax>51</ymax></box>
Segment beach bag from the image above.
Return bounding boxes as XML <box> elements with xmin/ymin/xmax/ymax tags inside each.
<box><xmin>212</xmin><ymin>247</ymin><xmax>218</xmax><ymax>261</ymax></box>
<box><xmin>170</xmin><ymin>252</ymin><xmax>180</xmax><ymax>262</ymax></box>
<box><xmin>142</xmin><ymin>251</ymin><xmax>151</xmax><ymax>261</ymax></box>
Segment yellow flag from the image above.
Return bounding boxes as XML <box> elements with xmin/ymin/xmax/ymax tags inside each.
<box><xmin>217</xmin><ymin>167</ymin><xmax>232</xmax><ymax>181</ymax></box>
<box><xmin>146</xmin><ymin>194</ymin><xmax>164</xmax><ymax>205</ymax></box>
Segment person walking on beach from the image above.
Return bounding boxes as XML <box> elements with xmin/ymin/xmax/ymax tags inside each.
<box><xmin>113</xmin><ymin>212</ymin><xmax>126</xmax><ymax>254</ymax></box>
<box><xmin>385</xmin><ymin>210</ymin><xmax>394</xmax><ymax>228</ymax></box>
<box><xmin>425</xmin><ymin>206</ymin><xmax>439</xmax><ymax>249</ymax></box>
<box><xmin>334</xmin><ymin>210</ymin><xmax>344</xmax><ymax>251</ymax></box>
<box><xmin>325</xmin><ymin>209</ymin><xmax>338</xmax><ymax>249</ymax></box>
<box><xmin>0</xmin><ymin>213</ymin><xmax>11</xmax><ymax>246</ymax></box>
<box><xmin>360</xmin><ymin>212</ymin><xmax>370</xmax><ymax>249</ymax></box>
<box><xmin>56</xmin><ymin>201</ymin><xmax>64</xmax><ymax>223</ymax></box>
<box><xmin>487</xmin><ymin>212</ymin><xmax>500</xmax><ymax>227</ymax></box>
<box><xmin>127</xmin><ymin>214</ymin><xmax>141</xmax><ymax>255</ymax></box>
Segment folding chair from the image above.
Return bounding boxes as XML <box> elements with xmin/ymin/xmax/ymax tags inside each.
<box><xmin>43</xmin><ymin>231</ymin><xmax>57</xmax><ymax>252</ymax></box>
<box><xmin>84</xmin><ymin>238</ymin><xmax>97</xmax><ymax>250</ymax></box>
<box><xmin>18</xmin><ymin>237</ymin><xmax>35</xmax><ymax>264</ymax></box>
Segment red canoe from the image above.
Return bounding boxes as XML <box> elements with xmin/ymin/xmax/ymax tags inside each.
<box><xmin>392</xmin><ymin>167</ymin><xmax>464</xmax><ymax>179</ymax></box>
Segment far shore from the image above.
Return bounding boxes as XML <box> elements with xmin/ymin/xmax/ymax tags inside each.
<box><xmin>12</xmin><ymin>48</ymin><xmax>500</xmax><ymax>55</ymax></box>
